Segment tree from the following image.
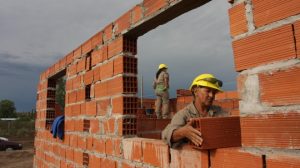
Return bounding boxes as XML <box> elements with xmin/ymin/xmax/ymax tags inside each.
<box><xmin>0</xmin><ymin>99</ymin><xmax>17</xmax><ymax>118</ymax></box>
<box><xmin>55</xmin><ymin>76</ymin><xmax>66</xmax><ymax>112</ymax></box>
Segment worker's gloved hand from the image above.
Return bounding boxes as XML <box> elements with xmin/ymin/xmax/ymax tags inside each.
<box><xmin>181</xmin><ymin>120</ymin><xmax>203</xmax><ymax>147</ymax></box>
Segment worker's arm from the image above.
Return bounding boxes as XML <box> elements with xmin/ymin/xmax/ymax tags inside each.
<box><xmin>171</xmin><ymin>120</ymin><xmax>203</xmax><ymax>147</ymax></box>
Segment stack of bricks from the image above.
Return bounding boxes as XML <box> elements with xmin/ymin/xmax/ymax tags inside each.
<box><xmin>34</xmin><ymin>0</ymin><xmax>300</xmax><ymax>167</ymax></box>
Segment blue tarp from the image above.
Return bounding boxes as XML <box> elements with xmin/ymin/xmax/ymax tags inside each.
<box><xmin>50</xmin><ymin>115</ymin><xmax>64</xmax><ymax>140</ymax></box>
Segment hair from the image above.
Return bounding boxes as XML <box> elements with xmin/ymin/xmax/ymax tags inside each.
<box><xmin>191</xmin><ymin>86</ymin><xmax>203</xmax><ymax>97</ymax></box>
<box><xmin>156</xmin><ymin>68</ymin><xmax>166</xmax><ymax>79</ymax></box>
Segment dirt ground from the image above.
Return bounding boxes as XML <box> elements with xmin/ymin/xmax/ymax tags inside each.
<box><xmin>0</xmin><ymin>138</ymin><xmax>34</xmax><ymax>168</ymax></box>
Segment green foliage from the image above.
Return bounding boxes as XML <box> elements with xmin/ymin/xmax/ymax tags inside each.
<box><xmin>55</xmin><ymin>77</ymin><xmax>66</xmax><ymax>112</ymax></box>
<box><xmin>0</xmin><ymin>99</ymin><xmax>17</xmax><ymax>118</ymax></box>
<box><xmin>0</xmin><ymin>120</ymin><xmax>35</xmax><ymax>138</ymax></box>
<box><xmin>17</xmin><ymin>111</ymin><xmax>35</xmax><ymax>121</ymax></box>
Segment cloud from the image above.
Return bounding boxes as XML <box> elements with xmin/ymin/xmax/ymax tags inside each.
<box><xmin>138</xmin><ymin>1</ymin><xmax>236</xmax><ymax>98</ymax></box>
<box><xmin>0</xmin><ymin>0</ymin><xmax>236</xmax><ymax>111</ymax></box>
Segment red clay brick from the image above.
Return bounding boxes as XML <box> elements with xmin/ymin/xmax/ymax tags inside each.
<box><xmin>232</xmin><ymin>24</ymin><xmax>296</xmax><ymax>71</ymax></box>
<box><xmin>102</xmin><ymin>45</ymin><xmax>108</xmax><ymax>61</ymax></box>
<box><xmin>93</xmin><ymin>66</ymin><xmax>101</xmax><ymax>82</ymax></box>
<box><xmin>77</xmin><ymin>136</ymin><xmax>87</xmax><ymax>150</ymax></box>
<box><xmin>74</xmin><ymin>119</ymin><xmax>83</xmax><ymax>132</ymax></box>
<box><xmin>108</xmin><ymin>37</ymin><xmax>123</xmax><ymax>58</ymax></box>
<box><xmin>228</xmin><ymin>2</ymin><xmax>247</xmax><ymax>36</ymax></box>
<box><xmin>253</xmin><ymin>0</ymin><xmax>300</xmax><ymax>27</ymax></box>
<box><xmin>73</xmin><ymin>46</ymin><xmax>82</xmax><ymax>59</ymax></box>
<box><xmin>210</xmin><ymin>147</ymin><xmax>262</xmax><ymax>168</ymax></box>
<box><xmin>94</xmin><ymin>81</ymin><xmax>108</xmax><ymax>98</ymax></box>
<box><xmin>191</xmin><ymin>116</ymin><xmax>241</xmax><ymax>149</ymax></box>
<box><xmin>215</xmin><ymin>91</ymin><xmax>239</xmax><ymax>100</ymax></box>
<box><xmin>100</xmin><ymin>60</ymin><xmax>114</xmax><ymax>80</ymax></box>
<box><xmin>97</xmin><ymin>99</ymin><xmax>110</xmax><ymax>116</ymax></box>
<box><xmin>64</xmin><ymin>133</ymin><xmax>70</xmax><ymax>145</ymax></box>
<box><xmin>90</xmin><ymin>118</ymin><xmax>99</xmax><ymax>134</ymax></box>
<box><xmin>241</xmin><ymin>112</ymin><xmax>300</xmax><ymax>149</ymax></box>
<box><xmin>170</xmin><ymin>145</ymin><xmax>209</xmax><ymax>168</ymax></box>
<box><xmin>65</xmin><ymin>78</ymin><xmax>73</xmax><ymax>91</ymax></box>
<box><xmin>72</xmin><ymin>75</ymin><xmax>82</xmax><ymax>89</ymax></box>
<box><xmin>114</xmin><ymin>56</ymin><xmax>138</xmax><ymax>75</ymax></box>
<box><xmin>66</xmin><ymin>52</ymin><xmax>74</xmax><ymax>65</ymax></box>
<box><xmin>115</xmin><ymin>11</ymin><xmax>131</xmax><ymax>35</ymax></box>
<box><xmin>267</xmin><ymin>153</ymin><xmax>300</xmax><ymax>168</ymax></box>
<box><xmin>142</xmin><ymin>139</ymin><xmax>169</xmax><ymax>167</ymax></box>
<box><xmin>237</xmin><ymin>74</ymin><xmax>247</xmax><ymax>99</ymax></box>
<box><xmin>101</xmin><ymin>158</ymin><xmax>117</xmax><ymax>168</ymax></box>
<box><xmin>82</xmin><ymin>39</ymin><xmax>92</xmax><ymax>55</ymax></box>
<box><xmin>137</xmin><ymin>118</ymin><xmax>156</xmax><ymax>132</ymax></box>
<box><xmin>294</xmin><ymin>21</ymin><xmax>300</xmax><ymax>57</ymax></box>
<box><xmin>259</xmin><ymin>66</ymin><xmax>300</xmax><ymax>106</ymax></box>
<box><xmin>85</xmin><ymin>101</ymin><xmax>97</xmax><ymax>116</ymax></box>
<box><xmin>80</xmin><ymin>103</ymin><xmax>86</xmax><ymax>115</ymax></box>
<box><xmin>122</xmin><ymin>162</ymin><xmax>135</xmax><ymax>168</ymax></box>
<box><xmin>91</xmin><ymin>49</ymin><xmax>102</xmax><ymax>66</ymax></box>
<box><xmin>230</xmin><ymin>109</ymin><xmax>240</xmax><ymax>116</ymax></box>
<box><xmin>74</xmin><ymin>150</ymin><xmax>83</xmax><ymax>165</ymax></box>
<box><xmin>76</xmin><ymin>88</ymin><xmax>85</xmax><ymax>102</ymax></box>
<box><xmin>72</xmin><ymin>104</ymin><xmax>81</xmax><ymax>116</ymax></box>
<box><xmin>60</xmin><ymin>160</ymin><xmax>67</xmax><ymax>168</ymax></box>
<box><xmin>68</xmin><ymin>64</ymin><xmax>77</xmax><ymax>77</ymax></box>
<box><xmin>108</xmin><ymin>76</ymin><xmax>137</xmax><ymax>95</ymax></box>
<box><xmin>105</xmin><ymin>138</ymin><xmax>114</xmax><ymax>155</ymax></box>
<box><xmin>59</xmin><ymin>146</ymin><xmax>66</xmax><ymax>158</ymax></box>
<box><xmin>103</xmin><ymin>23</ymin><xmax>113</xmax><ymax>42</ymax></box>
<box><xmin>91</xmin><ymin>31</ymin><xmax>103</xmax><ymax>49</ymax></box>
<box><xmin>86</xmin><ymin>136</ymin><xmax>93</xmax><ymax>151</ymax></box>
<box><xmin>114</xmin><ymin>138</ymin><xmax>122</xmax><ymax>157</ymax></box>
<box><xmin>93</xmin><ymin>137</ymin><xmax>106</xmax><ymax>154</ymax></box>
<box><xmin>69</xmin><ymin>134</ymin><xmax>78</xmax><ymax>148</ymax></box>
<box><xmin>89</xmin><ymin>154</ymin><xmax>101</xmax><ymax>168</ymax></box>
<box><xmin>84</xmin><ymin>70</ymin><xmax>93</xmax><ymax>85</ymax></box>
<box><xmin>132</xmin><ymin>5</ymin><xmax>143</xmax><ymax>24</ymax></box>
<box><xmin>104</xmin><ymin>118</ymin><xmax>115</xmax><ymax>134</ymax></box>
<box><xmin>112</xmin><ymin>96</ymin><xmax>138</xmax><ymax>115</ymax></box>
<box><xmin>66</xmin><ymin>148</ymin><xmax>74</xmax><ymax>161</ymax></box>
<box><xmin>123</xmin><ymin>138</ymin><xmax>143</xmax><ymax>162</ymax></box>
<box><xmin>67</xmin><ymin>91</ymin><xmax>77</xmax><ymax>104</ymax></box>
<box><xmin>143</xmin><ymin>0</ymin><xmax>167</xmax><ymax>17</ymax></box>
<box><xmin>76</xmin><ymin>59</ymin><xmax>86</xmax><ymax>73</ymax></box>
<box><xmin>155</xmin><ymin>119</ymin><xmax>170</xmax><ymax>131</ymax></box>
<box><xmin>107</xmin><ymin>77</ymin><xmax>123</xmax><ymax>95</ymax></box>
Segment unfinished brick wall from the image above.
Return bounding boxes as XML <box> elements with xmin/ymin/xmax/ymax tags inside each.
<box><xmin>229</xmin><ymin>0</ymin><xmax>300</xmax><ymax>166</ymax></box>
<box><xmin>34</xmin><ymin>0</ymin><xmax>300</xmax><ymax>167</ymax></box>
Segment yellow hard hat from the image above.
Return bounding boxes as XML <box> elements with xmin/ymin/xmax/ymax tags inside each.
<box><xmin>189</xmin><ymin>73</ymin><xmax>223</xmax><ymax>92</ymax></box>
<box><xmin>158</xmin><ymin>64</ymin><xmax>168</xmax><ymax>70</ymax></box>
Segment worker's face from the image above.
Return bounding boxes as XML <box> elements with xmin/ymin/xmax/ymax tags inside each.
<box><xmin>194</xmin><ymin>86</ymin><xmax>218</xmax><ymax>106</ymax></box>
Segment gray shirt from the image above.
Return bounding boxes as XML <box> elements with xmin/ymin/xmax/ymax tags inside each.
<box><xmin>161</xmin><ymin>102</ymin><xmax>228</xmax><ymax>148</ymax></box>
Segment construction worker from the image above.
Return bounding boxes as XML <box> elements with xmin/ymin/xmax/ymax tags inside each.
<box><xmin>153</xmin><ymin>64</ymin><xmax>170</xmax><ymax>119</ymax></box>
<box><xmin>162</xmin><ymin>73</ymin><xmax>228</xmax><ymax>148</ymax></box>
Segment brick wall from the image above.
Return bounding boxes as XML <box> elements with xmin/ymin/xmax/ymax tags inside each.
<box><xmin>34</xmin><ymin>0</ymin><xmax>300</xmax><ymax>167</ymax></box>
<box><xmin>230</xmin><ymin>0</ymin><xmax>300</xmax><ymax>167</ymax></box>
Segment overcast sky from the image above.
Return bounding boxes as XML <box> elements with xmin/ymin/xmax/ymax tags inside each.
<box><xmin>0</xmin><ymin>0</ymin><xmax>236</xmax><ymax>112</ymax></box>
